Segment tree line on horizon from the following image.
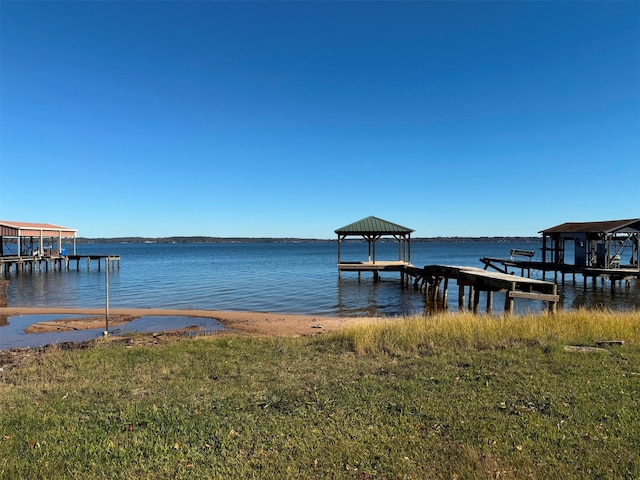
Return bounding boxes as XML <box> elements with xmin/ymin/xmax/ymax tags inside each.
<box><xmin>76</xmin><ymin>236</ymin><xmax>541</xmax><ymax>244</ymax></box>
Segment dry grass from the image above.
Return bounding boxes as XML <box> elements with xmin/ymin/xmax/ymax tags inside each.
<box><xmin>333</xmin><ymin>309</ymin><xmax>640</xmax><ymax>355</ymax></box>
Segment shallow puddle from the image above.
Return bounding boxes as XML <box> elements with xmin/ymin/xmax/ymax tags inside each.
<box><xmin>114</xmin><ymin>315</ymin><xmax>224</xmax><ymax>336</ymax></box>
<box><xmin>0</xmin><ymin>314</ymin><xmax>224</xmax><ymax>350</ymax></box>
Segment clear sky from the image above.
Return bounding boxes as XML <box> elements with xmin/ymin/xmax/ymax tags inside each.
<box><xmin>1</xmin><ymin>1</ymin><xmax>638</xmax><ymax>239</ymax></box>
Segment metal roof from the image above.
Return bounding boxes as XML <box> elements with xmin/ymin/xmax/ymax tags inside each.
<box><xmin>0</xmin><ymin>220</ymin><xmax>77</xmax><ymax>238</ymax></box>
<box><xmin>335</xmin><ymin>216</ymin><xmax>414</xmax><ymax>235</ymax></box>
<box><xmin>539</xmin><ymin>218</ymin><xmax>640</xmax><ymax>235</ymax></box>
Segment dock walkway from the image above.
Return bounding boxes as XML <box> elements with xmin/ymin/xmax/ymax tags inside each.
<box><xmin>480</xmin><ymin>257</ymin><xmax>639</xmax><ymax>290</ymax></box>
<box><xmin>338</xmin><ymin>260</ymin><xmax>411</xmax><ymax>281</ymax></box>
<box><xmin>1</xmin><ymin>254</ymin><xmax>120</xmax><ymax>276</ymax></box>
<box><xmin>339</xmin><ymin>261</ymin><xmax>559</xmax><ymax>314</ymax></box>
<box><xmin>407</xmin><ymin>264</ymin><xmax>558</xmax><ymax>314</ymax></box>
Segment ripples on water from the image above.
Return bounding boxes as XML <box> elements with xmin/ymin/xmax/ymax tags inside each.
<box><xmin>4</xmin><ymin>241</ymin><xmax>639</xmax><ymax>317</ymax></box>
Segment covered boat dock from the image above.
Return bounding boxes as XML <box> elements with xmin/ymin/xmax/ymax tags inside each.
<box><xmin>481</xmin><ymin>218</ymin><xmax>640</xmax><ymax>288</ymax></box>
<box><xmin>1</xmin><ymin>220</ymin><xmax>119</xmax><ymax>276</ymax></box>
<box><xmin>0</xmin><ymin>220</ymin><xmax>78</xmax><ymax>258</ymax></box>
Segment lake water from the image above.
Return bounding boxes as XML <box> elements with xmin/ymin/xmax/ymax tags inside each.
<box><xmin>4</xmin><ymin>240</ymin><xmax>638</xmax><ymax>317</ymax></box>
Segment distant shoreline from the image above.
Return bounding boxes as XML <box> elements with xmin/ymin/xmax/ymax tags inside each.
<box><xmin>75</xmin><ymin>236</ymin><xmax>541</xmax><ymax>245</ymax></box>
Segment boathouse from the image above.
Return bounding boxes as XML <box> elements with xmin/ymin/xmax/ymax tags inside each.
<box><xmin>540</xmin><ymin>218</ymin><xmax>640</xmax><ymax>271</ymax></box>
<box><xmin>335</xmin><ymin>216</ymin><xmax>413</xmax><ymax>280</ymax></box>
<box><xmin>0</xmin><ymin>220</ymin><xmax>77</xmax><ymax>257</ymax></box>
<box><xmin>0</xmin><ymin>220</ymin><xmax>120</xmax><ymax>276</ymax></box>
<box><xmin>481</xmin><ymin>218</ymin><xmax>640</xmax><ymax>287</ymax></box>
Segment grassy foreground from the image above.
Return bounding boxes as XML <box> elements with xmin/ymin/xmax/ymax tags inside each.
<box><xmin>0</xmin><ymin>310</ymin><xmax>639</xmax><ymax>479</ymax></box>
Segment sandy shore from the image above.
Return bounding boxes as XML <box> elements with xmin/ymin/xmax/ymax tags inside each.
<box><xmin>0</xmin><ymin>307</ymin><xmax>390</xmax><ymax>337</ymax></box>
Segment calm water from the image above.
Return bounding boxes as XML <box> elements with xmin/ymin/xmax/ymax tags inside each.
<box><xmin>0</xmin><ymin>314</ymin><xmax>223</xmax><ymax>349</ymax></box>
<box><xmin>4</xmin><ymin>240</ymin><xmax>639</xmax><ymax>317</ymax></box>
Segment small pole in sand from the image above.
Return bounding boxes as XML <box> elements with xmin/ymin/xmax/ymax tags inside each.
<box><xmin>104</xmin><ymin>256</ymin><xmax>109</xmax><ymax>336</ymax></box>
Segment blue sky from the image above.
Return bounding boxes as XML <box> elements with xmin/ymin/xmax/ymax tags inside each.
<box><xmin>1</xmin><ymin>1</ymin><xmax>638</xmax><ymax>238</ymax></box>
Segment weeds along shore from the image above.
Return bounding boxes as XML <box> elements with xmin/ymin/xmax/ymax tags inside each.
<box><xmin>332</xmin><ymin>308</ymin><xmax>640</xmax><ymax>355</ymax></box>
<box><xmin>1</xmin><ymin>309</ymin><xmax>638</xmax><ymax>479</ymax></box>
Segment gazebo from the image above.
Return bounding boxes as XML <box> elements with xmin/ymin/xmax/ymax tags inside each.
<box><xmin>335</xmin><ymin>216</ymin><xmax>414</xmax><ymax>279</ymax></box>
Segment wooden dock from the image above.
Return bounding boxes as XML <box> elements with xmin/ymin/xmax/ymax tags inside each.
<box><xmin>338</xmin><ymin>260</ymin><xmax>412</xmax><ymax>281</ymax></box>
<box><xmin>407</xmin><ymin>265</ymin><xmax>558</xmax><ymax>314</ymax></box>
<box><xmin>480</xmin><ymin>257</ymin><xmax>639</xmax><ymax>290</ymax></box>
<box><xmin>66</xmin><ymin>254</ymin><xmax>121</xmax><ymax>271</ymax></box>
<box><xmin>338</xmin><ymin>261</ymin><xmax>559</xmax><ymax>314</ymax></box>
<box><xmin>1</xmin><ymin>254</ymin><xmax>120</xmax><ymax>276</ymax></box>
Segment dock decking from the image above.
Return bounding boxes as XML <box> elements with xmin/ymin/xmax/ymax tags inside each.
<box><xmin>338</xmin><ymin>260</ymin><xmax>412</xmax><ymax>281</ymax></box>
<box><xmin>480</xmin><ymin>256</ymin><xmax>639</xmax><ymax>290</ymax></box>
<box><xmin>338</xmin><ymin>261</ymin><xmax>559</xmax><ymax>314</ymax></box>
<box><xmin>1</xmin><ymin>254</ymin><xmax>120</xmax><ymax>276</ymax></box>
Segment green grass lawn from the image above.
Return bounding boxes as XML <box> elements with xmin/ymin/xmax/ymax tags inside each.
<box><xmin>1</xmin><ymin>310</ymin><xmax>639</xmax><ymax>479</ymax></box>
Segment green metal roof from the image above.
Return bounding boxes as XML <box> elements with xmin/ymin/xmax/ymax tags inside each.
<box><xmin>335</xmin><ymin>216</ymin><xmax>414</xmax><ymax>235</ymax></box>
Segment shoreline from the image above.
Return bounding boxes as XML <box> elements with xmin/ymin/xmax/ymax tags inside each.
<box><xmin>0</xmin><ymin>307</ymin><xmax>390</xmax><ymax>337</ymax></box>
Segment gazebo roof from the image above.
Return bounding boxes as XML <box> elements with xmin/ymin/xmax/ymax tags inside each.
<box><xmin>539</xmin><ymin>218</ymin><xmax>640</xmax><ymax>235</ymax></box>
<box><xmin>335</xmin><ymin>216</ymin><xmax>414</xmax><ymax>235</ymax></box>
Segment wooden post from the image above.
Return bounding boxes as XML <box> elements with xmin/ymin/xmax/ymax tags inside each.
<box><xmin>473</xmin><ymin>288</ymin><xmax>481</xmax><ymax>314</ymax></box>
<box><xmin>458</xmin><ymin>284</ymin><xmax>465</xmax><ymax>312</ymax></box>
<box><xmin>504</xmin><ymin>282</ymin><xmax>516</xmax><ymax>315</ymax></box>
<box><xmin>0</xmin><ymin>280</ymin><xmax>8</xmax><ymax>307</ymax></box>
<box><xmin>468</xmin><ymin>285</ymin><xmax>474</xmax><ymax>310</ymax></box>
<box><xmin>548</xmin><ymin>284</ymin><xmax>557</xmax><ymax>314</ymax></box>
<box><xmin>432</xmin><ymin>277</ymin><xmax>440</xmax><ymax>301</ymax></box>
<box><xmin>441</xmin><ymin>277</ymin><xmax>449</xmax><ymax>310</ymax></box>
<box><xmin>486</xmin><ymin>291</ymin><xmax>493</xmax><ymax>314</ymax></box>
<box><xmin>104</xmin><ymin>257</ymin><xmax>109</xmax><ymax>336</ymax></box>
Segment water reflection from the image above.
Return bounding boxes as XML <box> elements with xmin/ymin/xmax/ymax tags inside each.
<box><xmin>336</xmin><ymin>277</ymin><xmax>430</xmax><ymax>317</ymax></box>
<box><xmin>336</xmin><ymin>274</ymin><xmax>561</xmax><ymax>317</ymax></box>
<box><xmin>115</xmin><ymin>316</ymin><xmax>224</xmax><ymax>335</ymax></box>
<box><xmin>335</xmin><ymin>273</ymin><xmax>635</xmax><ymax>317</ymax></box>
<box><xmin>560</xmin><ymin>279</ymin><xmax>640</xmax><ymax>311</ymax></box>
